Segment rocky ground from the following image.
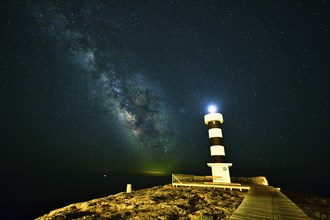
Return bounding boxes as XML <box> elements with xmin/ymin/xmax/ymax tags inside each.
<box><xmin>36</xmin><ymin>184</ymin><xmax>247</xmax><ymax>220</ymax></box>
<box><xmin>283</xmin><ymin>190</ymin><xmax>330</xmax><ymax>220</ymax></box>
<box><xmin>36</xmin><ymin>181</ymin><xmax>330</xmax><ymax>220</ymax></box>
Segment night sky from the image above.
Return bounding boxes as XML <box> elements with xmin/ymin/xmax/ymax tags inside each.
<box><xmin>1</xmin><ymin>1</ymin><xmax>329</xmax><ymax>194</ymax></box>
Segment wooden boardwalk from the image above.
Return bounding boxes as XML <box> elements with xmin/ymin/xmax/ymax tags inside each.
<box><xmin>229</xmin><ymin>185</ymin><xmax>310</xmax><ymax>220</ymax></box>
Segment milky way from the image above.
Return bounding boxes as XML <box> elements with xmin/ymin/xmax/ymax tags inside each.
<box><xmin>32</xmin><ymin>1</ymin><xmax>176</xmax><ymax>159</ymax></box>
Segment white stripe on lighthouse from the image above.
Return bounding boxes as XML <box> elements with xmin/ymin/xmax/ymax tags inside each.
<box><xmin>210</xmin><ymin>145</ymin><xmax>225</xmax><ymax>156</ymax></box>
<box><xmin>208</xmin><ymin>128</ymin><xmax>223</xmax><ymax>138</ymax></box>
<box><xmin>204</xmin><ymin>113</ymin><xmax>224</xmax><ymax>124</ymax></box>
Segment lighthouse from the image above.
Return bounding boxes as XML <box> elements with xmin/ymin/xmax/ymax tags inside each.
<box><xmin>205</xmin><ymin>105</ymin><xmax>232</xmax><ymax>183</ymax></box>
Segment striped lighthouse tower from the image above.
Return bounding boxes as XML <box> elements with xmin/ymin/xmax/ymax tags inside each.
<box><xmin>204</xmin><ymin>106</ymin><xmax>232</xmax><ymax>183</ymax></box>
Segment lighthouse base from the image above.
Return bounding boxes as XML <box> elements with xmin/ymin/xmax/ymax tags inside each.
<box><xmin>207</xmin><ymin>163</ymin><xmax>232</xmax><ymax>183</ymax></box>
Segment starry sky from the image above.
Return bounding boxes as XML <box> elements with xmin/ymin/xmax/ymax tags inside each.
<box><xmin>1</xmin><ymin>1</ymin><xmax>329</xmax><ymax>191</ymax></box>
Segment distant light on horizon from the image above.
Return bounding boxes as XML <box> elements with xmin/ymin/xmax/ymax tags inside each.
<box><xmin>207</xmin><ymin>104</ymin><xmax>217</xmax><ymax>113</ymax></box>
<box><xmin>142</xmin><ymin>169</ymin><xmax>169</xmax><ymax>176</ymax></box>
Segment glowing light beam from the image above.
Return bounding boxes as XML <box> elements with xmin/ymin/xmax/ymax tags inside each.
<box><xmin>207</xmin><ymin>104</ymin><xmax>217</xmax><ymax>113</ymax></box>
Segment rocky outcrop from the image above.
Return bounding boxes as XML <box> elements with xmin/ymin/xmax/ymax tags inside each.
<box><xmin>36</xmin><ymin>184</ymin><xmax>247</xmax><ymax>220</ymax></box>
<box><xmin>36</xmin><ymin>178</ymin><xmax>330</xmax><ymax>220</ymax></box>
<box><xmin>283</xmin><ymin>190</ymin><xmax>330</xmax><ymax>220</ymax></box>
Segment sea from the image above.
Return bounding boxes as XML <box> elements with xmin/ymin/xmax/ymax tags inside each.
<box><xmin>1</xmin><ymin>173</ymin><xmax>329</xmax><ymax>220</ymax></box>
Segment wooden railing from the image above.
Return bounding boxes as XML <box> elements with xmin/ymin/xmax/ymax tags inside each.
<box><xmin>171</xmin><ymin>173</ymin><xmax>250</xmax><ymax>191</ymax></box>
<box><xmin>172</xmin><ymin>174</ymin><xmax>222</xmax><ymax>184</ymax></box>
<box><xmin>172</xmin><ymin>174</ymin><xmax>194</xmax><ymax>184</ymax></box>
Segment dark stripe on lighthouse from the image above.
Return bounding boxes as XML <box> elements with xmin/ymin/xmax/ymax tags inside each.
<box><xmin>212</xmin><ymin>155</ymin><xmax>226</xmax><ymax>163</ymax></box>
<box><xmin>207</xmin><ymin>121</ymin><xmax>221</xmax><ymax>129</ymax></box>
<box><xmin>209</xmin><ymin>137</ymin><xmax>224</xmax><ymax>146</ymax></box>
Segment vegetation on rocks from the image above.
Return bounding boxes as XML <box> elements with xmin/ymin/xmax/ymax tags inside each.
<box><xmin>37</xmin><ymin>184</ymin><xmax>247</xmax><ymax>220</ymax></box>
<box><xmin>36</xmin><ymin>176</ymin><xmax>330</xmax><ymax>220</ymax></box>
